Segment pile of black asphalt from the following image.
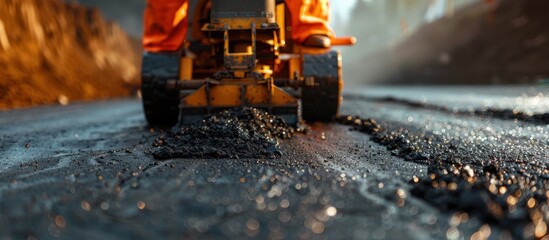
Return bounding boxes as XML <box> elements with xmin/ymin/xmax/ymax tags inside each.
<box><xmin>152</xmin><ymin>108</ymin><xmax>296</xmax><ymax>160</ymax></box>
<box><xmin>337</xmin><ymin>112</ymin><xmax>549</xmax><ymax>239</ymax></box>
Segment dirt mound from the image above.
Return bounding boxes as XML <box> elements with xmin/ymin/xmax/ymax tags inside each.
<box><xmin>0</xmin><ymin>0</ymin><xmax>141</xmax><ymax>109</ymax></box>
<box><xmin>350</xmin><ymin>0</ymin><xmax>549</xmax><ymax>85</ymax></box>
<box><xmin>152</xmin><ymin>108</ymin><xmax>296</xmax><ymax>160</ymax></box>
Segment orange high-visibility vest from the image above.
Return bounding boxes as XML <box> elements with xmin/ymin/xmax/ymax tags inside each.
<box><xmin>143</xmin><ymin>0</ymin><xmax>334</xmax><ymax>52</ymax></box>
<box><xmin>143</xmin><ymin>0</ymin><xmax>189</xmax><ymax>52</ymax></box>
<box><xmin>287</xmin><ymin>0</ymin><xmax>334</xmax><ymax>44</ymax></box>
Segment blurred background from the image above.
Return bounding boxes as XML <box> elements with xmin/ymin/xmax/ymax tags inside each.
<box><xmin>1</xmin><ymin>0</ymin><xmax>548</xmax><ymax>109</ymax></box>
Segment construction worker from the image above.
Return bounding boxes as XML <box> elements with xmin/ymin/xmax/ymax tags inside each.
<box><xmin>143</xmin><ymin>0</ymin><xmax>334</xmax><ymax>52</ymax></box>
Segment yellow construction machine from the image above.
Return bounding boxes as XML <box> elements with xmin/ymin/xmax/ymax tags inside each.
<box><xmin>141</xmin><ymin>0</ymin><xmax>355</xmax><ymax>126</ymax></box>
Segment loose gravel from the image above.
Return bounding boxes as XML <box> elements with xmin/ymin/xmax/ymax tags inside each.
<box><xmin>337</xmin><ymin>114</ymin><xmax>549</xmax><ymax>239</ymax></box>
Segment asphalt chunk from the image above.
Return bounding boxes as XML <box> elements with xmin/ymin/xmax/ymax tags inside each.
<box><xmin>337</xmin><ymin>114</ymin><xmax>549</xmax><ymax>239</ymax></box>
<box><xmin>152</xmin><ymin>108</ymin><xmax>295</xmax><ymax>160</ymax></box>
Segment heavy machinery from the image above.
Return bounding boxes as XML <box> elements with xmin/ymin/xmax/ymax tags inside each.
<box><xmin>141</xmin><ymin>0</ymin><xmax>355</xmax><ymax>126</ymax></box>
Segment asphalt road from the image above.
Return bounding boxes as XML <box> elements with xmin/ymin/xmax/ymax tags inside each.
<box><xmin>0</xmin><ymin>86</ymin><xmax>548</xmax><ymax>239</ymax></box>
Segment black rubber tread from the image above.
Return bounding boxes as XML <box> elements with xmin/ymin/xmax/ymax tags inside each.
<box><xmin>141</xmin><ymin>52</ymin><xmax>181</xmax><ymax>127</ymax></box>
<box><xmin>301</xmin><ymin>51</ymin><xmax>342</xmax><ymax>122</ymax></box>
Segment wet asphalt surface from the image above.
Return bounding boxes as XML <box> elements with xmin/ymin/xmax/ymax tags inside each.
<box><xmin>0</xmin><ymin>86</ymin><xmax>548</xmax><ymax>240</ymax></box>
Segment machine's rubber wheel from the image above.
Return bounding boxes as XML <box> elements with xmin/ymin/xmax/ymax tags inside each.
<box><xmin>141</xmin><ymin>52</ymin><xmax>181</xmax><ymax>127</ymax></box>
<box><xmin>301</xmin><ymin>51</ymin><xmax>343</xmax><ymax>122</ymax></box>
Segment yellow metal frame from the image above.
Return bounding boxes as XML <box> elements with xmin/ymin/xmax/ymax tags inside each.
<box><xmin>182</xmin><ymin>79</ymin><xmax>296</xmax><ymax>108</ymax></box>
<box><xmin>180</xmin><ymin>1</ymin><xmax>298</xmax><ymax>121</ymax></box>
<box><xmin>179</xmin><ymin>57</ymin><xmax>193</xmax><ymax>80</ymax></box>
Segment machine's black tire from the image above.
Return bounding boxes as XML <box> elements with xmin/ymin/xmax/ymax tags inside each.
<box><xmin>301</xmin><ymin>51</ymin><xmax>342</xmax><ymax>122</ymax></box>
<box><xmin>141</xmin><ymin>78</ymin><xmax>180</xmax><ymax>127</ymax></box>
<box><xmin>141</xmin><ymin>52</ymin><xmax>181</xmax><ymax>127</ymax></box>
